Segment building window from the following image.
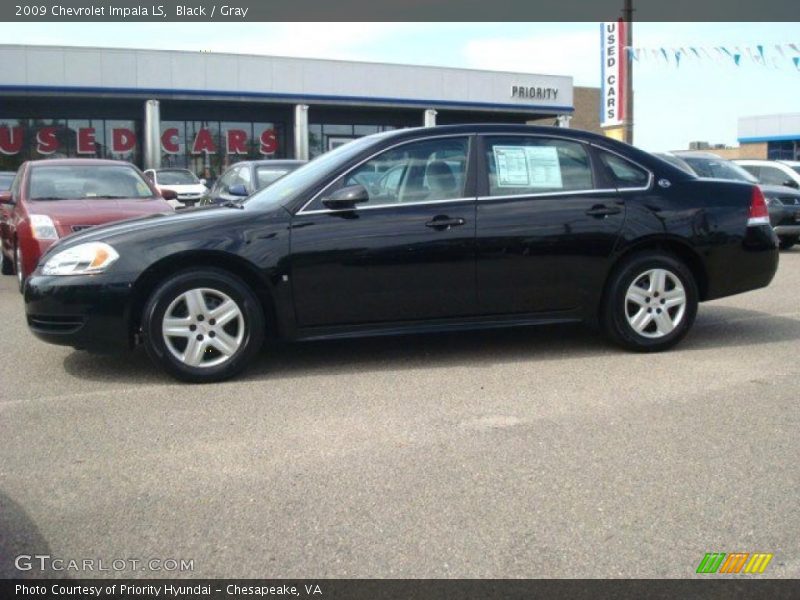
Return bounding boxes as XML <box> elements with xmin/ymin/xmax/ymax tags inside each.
<box><xmin>767</xmin><ymin>140</ymin><xmax>799</xmax><ymax>161</ymax></box>
<box><xmin>160</xmin><ymin>120</ymin><xmax>286</xmax><ymax>181</ymax></box>
<box><xmin>308</xmin><ymin>123</ymin><xmax>398</xmax><ymax>159</ymax></box>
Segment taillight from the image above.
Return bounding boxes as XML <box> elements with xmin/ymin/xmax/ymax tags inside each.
<box><xmin>747</xmin><ymin>186</ymin><xmax>770</xmax><ymax>226</ymax></box>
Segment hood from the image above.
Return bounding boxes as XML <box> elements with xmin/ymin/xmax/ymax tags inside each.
<box><xmin>29</xmin><ymin>197</ymin><xmax>174</xmax><ymax>237</ymax></box>
<box><xmin>50</xmin><ymin>203</ymin><xmax>284</xmax><ymax>252</ymax></box>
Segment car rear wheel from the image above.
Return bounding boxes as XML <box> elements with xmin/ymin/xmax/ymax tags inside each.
<box><xmin>601</xmin><ymin>252</ymin><xmax>698</xmax><ymax>352</ymax></box>
<box><xmin>778</xmin><ymin>236</ymin><xmax>798</xmax><ymax>250</ymax></box>
<box><xmin>141</xmin><ymin>268</ymin><xmax>265</xmax><ymax>383</ymax></box>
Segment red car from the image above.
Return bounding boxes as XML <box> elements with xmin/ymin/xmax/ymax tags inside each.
<box><xmin>0</xmin><ymin>159</ymin><xmax>176</xmax><ymax>291</ymax></box>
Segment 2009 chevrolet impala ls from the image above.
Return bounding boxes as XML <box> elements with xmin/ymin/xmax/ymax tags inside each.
<box><xmin>24</xmin><ymin>125</ymin><xmax>779</xmax><ymax>382</ymax></box>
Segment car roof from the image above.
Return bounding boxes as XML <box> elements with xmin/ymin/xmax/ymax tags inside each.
<box><xmin>671</xmin><ymin>151</ymin><xmax>724</xmax><ymax>159</ymax></box>
<box><xmin>248</xmin><ymin>160</ymin><xmax>307</xmax><ymax>167</ymax></box>
<box><xmin>28</xmin><ymin>158</ymin><xmax>134</xmax><ymax>168</ymax></box>
<box><xmin>733</xmin><ymin>159</ymin><xmax>797</xmax><ymax>165</ymax></box>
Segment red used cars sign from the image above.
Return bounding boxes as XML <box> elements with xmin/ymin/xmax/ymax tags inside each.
<box><xmin>0</xmin><ymin>125</ymin><xmax>278</xmax><ymax>156</ymax></box>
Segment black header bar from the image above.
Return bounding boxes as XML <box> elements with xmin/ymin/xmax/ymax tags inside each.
<box><xmin>3</xmin><ymin>579</ymin><xmax>800</xmax><ymax>600</ymax></box>
<box><xmin>2</xmin><ymin>0</ymin><xmax>799</xmax><ymax>22</ymax></box>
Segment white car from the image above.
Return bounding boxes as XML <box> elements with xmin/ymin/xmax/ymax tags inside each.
<box><xmin>734</xmin><ymin>159</ymin><xmax>800</xmax><ymax>191</ymax></box>
<box><xmin>143</xmin><ymin>168</ymin><xmax>208</xmax><ymax>209</ymax></box>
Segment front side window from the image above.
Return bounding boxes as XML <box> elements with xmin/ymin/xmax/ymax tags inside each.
<box><xmin>484</xmin><ymin>136</ymin><xmax>593</xmax><ymax>197</ymax></box>
<box><xmin>27</xmin><ymin>165</ymin><xmax>155</xmax><ymax>200</ymax></box>
<box><xmin>336</xmin><ymin>137</ymin><xmax>469</xmax><ymax>206</ymax></box>
<box><xmin>597</xmin><ymin>150</ymin><xmax>650</xmax><ymax>189</ymax></box>
<box><xmin>216</xmin><ymin>167</ymin><xmax>239</xmax><ymax>193</ymax></box>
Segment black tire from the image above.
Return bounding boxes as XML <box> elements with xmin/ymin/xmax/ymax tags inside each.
<box><xmin>601</xmin><ymin>251</ymin><xmax>698</xmax><ymax>352</ymax></box>
<box><xmin>778</xmin><ymin>236</ymin><xmax>798</xmax><ymax>250</ymax></box>
<box><xmin>141</xmin><ymin>267</ymin><xmax>265</xmax><ymax>383</ymax></box>
<box><xmin>1</xmin><ymin>249</ymin><xmax>12</xmax><ymax>275</ymax></box>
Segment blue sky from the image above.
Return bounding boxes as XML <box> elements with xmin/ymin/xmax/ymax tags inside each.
<box><xmin>3</xmin><ymin>22</ymin><xmax>799</xmax><ymax>151</ymax></box>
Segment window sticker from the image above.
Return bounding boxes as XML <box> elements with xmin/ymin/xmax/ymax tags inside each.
<box><xmin>493</xmin><ymin>145</ymin><xmax>563</xmax><ymax>189</ymax></box>
<box><xmin>493</xmin><ymin>146</ymin><xmax>529</xmax><ymax>187</ymax></box>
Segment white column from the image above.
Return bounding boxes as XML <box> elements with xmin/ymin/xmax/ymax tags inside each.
<box><xmin>143</xmin><ymin>100</ymin><xmax>161</xmax><ymax>169</ymax></box>
<box><xmin>294</xmin><ymin>105</ymin><xmax>309</xmax><ymax>160</ymax></box>
<box><xmin>556</xmin><ymin>114</ymin><xmax>572</xmax><ymax>128</ymax></box>
<box><xmin>423</xmin><ymin>109</ymin><xmax>437</xmax><ymax>128</ymax></box>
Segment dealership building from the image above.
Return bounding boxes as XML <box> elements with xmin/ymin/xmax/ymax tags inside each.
<box><xmin>0</xmin><ymin>44</ymin><xmax>601</xmax><ymax>179</ymax></box>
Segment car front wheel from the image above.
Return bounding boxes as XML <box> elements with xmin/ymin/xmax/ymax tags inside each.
<box><xmin>779</xmin><ymin>236</ymin><xmax>798</xmax><ymax>250</ymax></box>
<box><xmin>601</xmin><ymin>252</ymin><xmax>698</xmax><ymax>352</ymax></box>
<box><xmin>141</xmin><ymin>268</ymin><xmax>265</xmax><ymax>383</ymax></box>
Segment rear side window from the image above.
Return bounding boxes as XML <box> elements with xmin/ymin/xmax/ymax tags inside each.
<box><xmin>483</xmin><ymin>136</ymin><xmax>593</xmax><ymax>197</ymax></box>
<box><xmin>597</xmin><ymin>151</ymin><xmax>650</xmax><ymax>189</ymax></box>
<box><xmin>757</xmin><ymin>165</ymin><xmax>792</xmax><ymax>187</ymax></box>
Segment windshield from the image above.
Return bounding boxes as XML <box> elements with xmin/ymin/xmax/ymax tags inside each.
<box><xmin>681</xmin><ymin>157</ymin><xmax>757</xmax><ymax>183</ymax></box>
<box><xmin>255</xmin><ymin>166</ymin><xmax>294</xmax><ymax>190</ymax></box>
<box><xmin>244</xmin><ymin>134</ymin><xmax>390</xmax><ymax>210</ymax></box>
<box><xmin>156</xmin><ymin>169</ymin><xmax>199</xmax><ymax>185</ymax></box>
<box><xmin>29</xmin><ymin>165</ymin><xmax>155</xmax><ymax>200</ymax></box>
<box><xmin>0</xmin><ymin>174</ymin><xmax>14</xmax><ymax>191</ymax></box>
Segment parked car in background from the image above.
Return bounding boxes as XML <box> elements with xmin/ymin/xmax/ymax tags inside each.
<box><xmin>24</xmin><ymin>125</ymin><xmax>778</xmax><ymax>382</ymax></box>
<box><xmin>0</xmin><ymin>159</ymin><xmax>175</xmax><ymax>291</ymax></box>
<box><xmin>144</xmin><ymin>168</ymin><xmax>208</xmax><ymax>209</ymax></box>
<box><xmin>734</xmin><ymin>159</ymin><xmax>800</xmax><ymax>190</ymax></box>
<box><xmin>665</xmin><ymin>152</ymin><xmax>800</xmax><ymax>250</ymax></box>
<box><xmin>205</xmin><ymin>160</ymin><xmax>306</xmax><ymax>205</ymax></box>
<box><xmin>0</xmin><ymin>171</ymin><xmax>15</xmax><ymax>191</ymax></box>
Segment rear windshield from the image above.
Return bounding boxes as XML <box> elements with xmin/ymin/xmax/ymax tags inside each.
<box><xmin>156</xmin><ymin>170</ymin><xmax>199</xmax><ymax>185</ymax></box>
<box><xmin>681</xmin><ymin>157</ymin><xmax>756</xmax><ymax>183</ymax></box>
<box><xmin>28</xmin><ymin>165</ymin><xmax>155</xmax><ymax>200</ymax></box>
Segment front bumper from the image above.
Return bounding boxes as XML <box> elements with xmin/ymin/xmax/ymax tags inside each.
<box><xmin>24</xmin><ymin>273</ymin><xmax>134</xmax><ymax>352</ymax></box>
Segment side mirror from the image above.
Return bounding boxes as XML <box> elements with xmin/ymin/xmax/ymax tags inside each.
<box><xmin>160</xmin><ymin>188</ymin><xmax>178</xmax><ymax>201</ymax></box>
<box><xmin>200</xmin><ymin>178</ymin><xmax>207</xmax><ymax>186</ymax></box>
<box><xmin>0</xmin><ymin>191</ymin><xmax>13</xmax><ymax>205</ymax></box>
<box><xmin>322</xmin><ymin>184</ymin><xmax>369</xmax><ymax>210</ymax></box>
<box><xmin>783</xmin><ymin>180</ymin><xmax>799</xmax><ymax>189</ymax></box>
<box><xmin>229</xmin><ymin>183</ymin><xmax>249</xmax><ymax>197</ymax></box>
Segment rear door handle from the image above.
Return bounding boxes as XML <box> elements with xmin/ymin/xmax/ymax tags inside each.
<box><xmin>585</xmin><ymin>205</ymin><xmax>621</xmax><ymax>218</ymax></box>
<box><xmin>425</xmin><ymin>216</ymin><xmax>466</xmax><ymax>230</ymax></box>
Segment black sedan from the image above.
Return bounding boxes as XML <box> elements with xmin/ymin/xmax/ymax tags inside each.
<box><xmin>24</xmin><ymin>125</ymin><xmax>779</xmax><ymax>382</ymax></box>
<box><xmin>205</xmin><ymin>159</ymin><xmax>306</xmax><ymax>205</ymax></box>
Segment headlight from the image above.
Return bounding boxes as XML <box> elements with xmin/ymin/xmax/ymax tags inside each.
<box><xmin>764</xmin><ymin>196</ymin><xmax>783</xmax><ymax>207</ymax></box>
<box><xmin>29</xmin><ymin>214</ymin><xmax>59</xmax><ymax>240</ymax></box>
<box><xmin>42</xmin><ymin>242</ymin><xmax>119</xmax><ymax>276</ymax></box>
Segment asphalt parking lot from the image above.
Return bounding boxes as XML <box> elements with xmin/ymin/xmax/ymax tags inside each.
<box><xmin>1</xmin><ymin>250</ymin><xmax>799</xmax><ymax>579</ymax></box>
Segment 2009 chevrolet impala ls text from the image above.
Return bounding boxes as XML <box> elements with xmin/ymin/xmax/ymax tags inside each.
<box><xmin>23</xmin><ymin>125</ymin><xmax>779</xmax><ymax>382</ymax></box>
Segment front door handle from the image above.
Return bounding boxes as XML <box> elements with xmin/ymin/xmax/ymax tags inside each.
<box><xmin>585</xmin><ymin>205</ymin><xmax>622</xmax><ymax>218</ymax></box>
<box><xmin>425</xmin><ymin>215</ymin><xmax>466</xmax><ymax>230</ymax></box>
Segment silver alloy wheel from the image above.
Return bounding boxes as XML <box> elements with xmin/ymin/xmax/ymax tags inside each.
<box><xmin>161</xmin><ymin>287</ymin><xmax>245</xmax><ymax>368</ymax></box>
<box><xmin>624</xmin><ymin>268</ymin><xmax>687</xmax><ymax>339</ymax></box>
